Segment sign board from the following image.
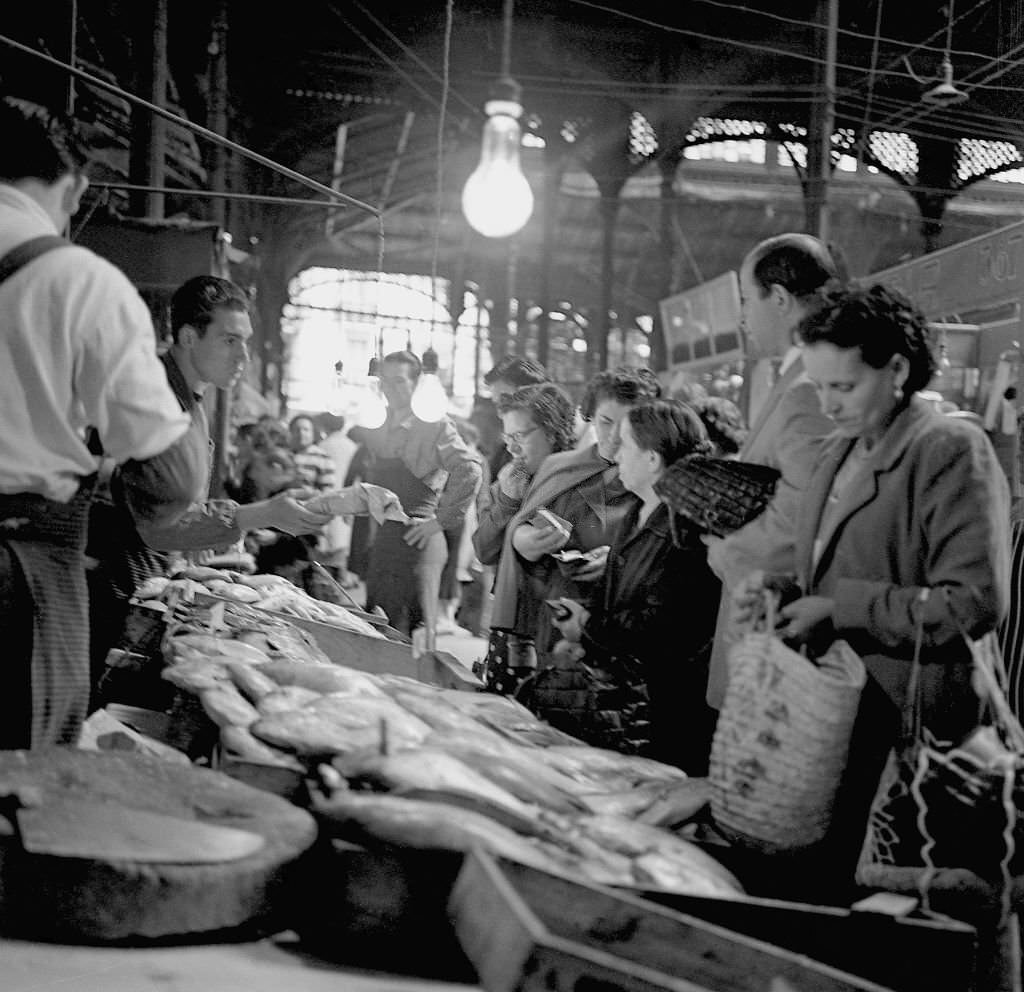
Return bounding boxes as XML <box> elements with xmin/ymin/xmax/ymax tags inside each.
<box><xmin>868</xmin><ymin>218</ymin><xmax>1024</xmax><ymax>319</ymax></box>
<box><xmin>659</xmin><ymin>271</ymin><xmax>743</xmax><ymax>369</ymax></box>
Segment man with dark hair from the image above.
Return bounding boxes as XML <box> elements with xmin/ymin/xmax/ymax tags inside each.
<box><xmin>483</xmin><ymin>355</ymin><xmax>550</xmax><ymax>402</ymax></box>
<box><xmin>360</xmin><ymin>349</ymin><xmax>482</xmax><ymax>645</ymax></box>
<box><xmin>0</xmin><ymin>97</ymin><xmax>201</xmax><ymax>747</ymax></box>
<box><xmin>704</xmin><ymin>232</ymin><xmax>839</xmax><ymax>708</ymax></box>
<box><xmin>121</xmin><ymin>274</ymin><xmax>332</xmax><ymax>552</ymax></box>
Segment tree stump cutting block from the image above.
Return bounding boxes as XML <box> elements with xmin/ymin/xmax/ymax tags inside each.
<box><xmin>0</xmin><ymin>748</ymin><xmax>318</xmax><ymax>942</ymax></box>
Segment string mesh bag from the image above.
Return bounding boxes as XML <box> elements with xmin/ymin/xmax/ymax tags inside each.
<box><xmin>856</xmin><ymin>589</ymin><xmax>1024</xmax><ymax>924</ymax></box>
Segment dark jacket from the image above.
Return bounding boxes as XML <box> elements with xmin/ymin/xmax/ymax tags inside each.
<box><xmin>526</xmin><ymin>502</ymin><xmax>721</xmax><ymax>773</ymax></box>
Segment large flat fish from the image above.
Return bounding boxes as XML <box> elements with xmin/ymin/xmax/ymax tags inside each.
<box><xmin>536</xmin><ymin>746</ymin><xmax>688</xmax><ymax>790</ymax></box>
<box><xmin>333</xmin><ymin>748</ymin><xmax>536</xmax><ymax>823</ymax></box>
<box><xmin>427</xmin><ymin>737</ymin><xmax>589</xmax><ymax>814</ymax></box>
<box><xmin>635</xmin><ymin>778</ymin><xmax>712</xmax><ymax>828</ymax></box>
<box><xmin>311</xmin><ymin>791</ymin><xmax>581</xmax><ymax>878</ymax></box>
<box><xmin>574</xmin><ymin>813</ymin><xmax>743</xmax><ymax>898</ymax></box>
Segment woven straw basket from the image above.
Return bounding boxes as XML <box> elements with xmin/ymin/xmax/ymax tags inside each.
<box><xmin>710</xmin><ymin>628</ymin><xmax>867</xmax><ymax>853</ymax></box>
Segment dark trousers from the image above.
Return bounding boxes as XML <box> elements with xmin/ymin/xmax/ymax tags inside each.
<box><xmin>0</xmin><ymin>545</ymin><xmax>35</xmax><ymax>749</ymax></box>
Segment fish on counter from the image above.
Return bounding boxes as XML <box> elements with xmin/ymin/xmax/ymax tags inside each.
<box><xmin>535</xmin><ymin>745</ymin><xmax>689</xmax><ymax>791</ymax></box>
<box><xmin>310</xmin><ymin>790</ymin><xmax>587</xmax><ymax>881</ymax></box>
<box><xmin>573</xmin><ymin>814</ymin><xmax>743</xmax><ymax>899</ymax></box>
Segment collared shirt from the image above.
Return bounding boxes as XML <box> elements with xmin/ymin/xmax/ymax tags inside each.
<box><xmin>0</xmin><ymin>185</ymin><xmax>190</xmax><ymax>502</ymax></box>
<box><xmin>362</xmin><ymin>412</ymin><xmax>482</xmax><ymax>531</ymax></box>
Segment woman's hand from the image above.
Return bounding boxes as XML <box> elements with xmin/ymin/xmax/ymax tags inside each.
<box><xmin>512</xmin><ymin>521</ymin><xmax>570</xmax><ymax>561</ymax></box>
<box><xmin>777</xmin><ymin>596</ymin><xmax>835</xmax><ymax>642</ymax></box>
<box><xmin>497</xmin><ymin>461</ymin><xmax>531</xmax><ymax>501</ymax></box>
<box><xmin>551</xmin><ymin>598</ymin><xmax>589</xmax><ymax>643</ymax></box>
<box><xmin>731</xmin><ymin>569</ymin><xmax>768</xmax><ymax>626</ymax></box>
<box><xmin>572</xmin><ymin>545</ymin><xmax>610</xmax><ymax>582</ymax></box>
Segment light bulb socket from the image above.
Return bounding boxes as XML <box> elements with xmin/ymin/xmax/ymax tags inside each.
<box><xmin>421</xmin><ymin>347</ymin><xmax>439</xmax><ymax>374</ymax></box>
<box><xmin>334</xmin><ymin>360</ymin><xmax>344</xmax><ymax>375</ymax></box>
<box><xmin>367</xmin><ymin>356</ymin><xmax>380</xmax><ymax>377</ymax></box>
<box><xmin>488</xmin><ymin>76</ymin><xmax>523</xmax><ymax>107</ymax></box>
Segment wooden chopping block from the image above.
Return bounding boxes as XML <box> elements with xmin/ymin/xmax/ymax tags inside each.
<box><xmin>0</xmin><ymin>748</ymin><xmax>318</xmax><ymax>942</ymax></box>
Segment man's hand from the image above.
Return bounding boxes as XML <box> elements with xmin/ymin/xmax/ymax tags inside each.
<box><xmin>512</xmin><ymin>522</ymin><xmax>570</xmax><ymax>562</ymax></box>
<box><xmin>551</xmin><ymin>597</ymin><xmax>589</xmax><ymax>643</ymax></box>
<box><xmin>497</xmin><ymin>461</ymin><xmax>531</xmax><ymax>501</ymax></box>
<box><xmin>778</xmin><ymin>596</ymin><xmax>835</xmax><ymax>642</ymax></box>
<box><xmin>571</xmin><ymin>545</ymin><xmax>609</xmax><ymax>582</ymax></box>
<box><xmin>237</xmin><ymin>490</ymin><xmax>333</xmax><ymax>536</ymax></box>
<box><xmin>404</xmin><ymin>516</ymin><xmax>442</xmax><ymax>549</ymax></box>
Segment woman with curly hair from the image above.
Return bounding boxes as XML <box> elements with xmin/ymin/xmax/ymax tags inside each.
<box><xmin>733</xmin><ymin>283</ymin><xmax>1010</xmax><ymax>896</ymax></box>
<box><xmin>482</xmin><ymin>367</ymin><xmax>662</xmax><ymax>690</ymax></box>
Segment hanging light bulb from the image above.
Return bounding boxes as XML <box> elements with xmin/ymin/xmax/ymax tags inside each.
<box><xmin>461</xmin><ymin>76</ymin><xmax>534</xmax><ymax>239</ymax></box>
<box><xmin>411</xmin><ymin>347</ymin><xmax>449</xmax><ymax>423</ymax></box>
<box><xmin>328</xmin><ymin>360</ymin><xmax>345</xmax><ymax>415</ymax></box>
<box><xmin>356</xmin><ymin>355</ymin><xmax>388</xmax><ymax>429</ymax></box>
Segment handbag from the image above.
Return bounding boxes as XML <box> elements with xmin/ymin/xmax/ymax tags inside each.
<box><xmin>653</xmin><ymin>456</ymin><xmax>780</xmax><ymax>538</ymax></box>
<box><xmin>855</xmin><ymin>588</ymin><xmax>1024</xmax><ymax>921</ymax></box>
<box><xmin>709</xmin><ymin>593</ymin><xmax>867</xmax><ymax>853</ymax></box>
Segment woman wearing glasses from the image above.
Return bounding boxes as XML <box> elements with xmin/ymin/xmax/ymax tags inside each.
<box><xmin>481</xmin><ymin>368</ymin><xmax>662</xmax><ymax>693</ymax></box>
<box><xmin>473</xmin><ymin>383</ymin><xmax>577</xmax><ymax>690</ymax></box>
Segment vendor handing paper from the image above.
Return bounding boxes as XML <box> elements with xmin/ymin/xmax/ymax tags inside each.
<box><xmin>301</xmin><ymin>483</ymin><xmax>410</xmax><ymax>525</ymax></box>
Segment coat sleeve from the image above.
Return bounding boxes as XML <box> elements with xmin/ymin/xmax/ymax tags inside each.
<box><xmin>434</xmin><ymin>420</ymin><xmax>483</xmax><ymax>531</ymax></box>
<box><xmin>472</xmin><ymin>479</ymin><xmax>522</xmax><ymax>566</ymax></box>
<box><xmin>708</xmin><ymin>379</ymin><xmax>832</xmax><ymax>589</ymax></box>
<box><xmin>832</xmin><ymin>425</ymin><xmax>1011</xmax><ymax>648</ymax></box>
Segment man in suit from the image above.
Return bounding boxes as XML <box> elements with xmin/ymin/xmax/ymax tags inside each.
<box><xmin>704</xmin><ymin>233</ymin><xmax>840</xmax><ymax>709</ymax></box>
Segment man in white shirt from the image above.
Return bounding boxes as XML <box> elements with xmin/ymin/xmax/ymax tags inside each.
<box><xmin>0</xmin><ymin>98</ymin><xmax>202</xmax><ymax>748</ymax></box>
<box><xmin>704</xmin><ymin>233</ymin><xmax>839</xmax><ymax>709</ymax></box>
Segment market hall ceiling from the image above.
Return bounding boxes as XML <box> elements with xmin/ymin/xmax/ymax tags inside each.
<box><xmin>3</xmin><ymin>0</ymin><xmax>1024</xmax><ymax>324</ymax></box>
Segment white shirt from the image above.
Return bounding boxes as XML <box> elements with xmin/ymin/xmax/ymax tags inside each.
<box><xmin>0</xmin><ymin>185</ymin><xmax>190</xmax><ymax>501</ymax></box>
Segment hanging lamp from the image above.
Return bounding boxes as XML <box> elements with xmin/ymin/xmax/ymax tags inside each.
<box><xmin>461</xmin><ymin>0</ymin><xmax>534</xmax><ymax>238</ymax></box>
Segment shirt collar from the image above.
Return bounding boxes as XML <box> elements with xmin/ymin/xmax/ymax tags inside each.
<box><xmin>0</xmin><ymin>184</ymin><xmax>60</xmax><ymax>234</ymax></box>
<box><xmin>778</xmin><ymin>345</ymin><xmax>802</xmax><ymax>376</ymax></box>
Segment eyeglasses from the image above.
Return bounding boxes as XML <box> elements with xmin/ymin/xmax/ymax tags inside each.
<box><xmin>502</xmin><ymin>426</ymin><xmax>541</xmax><ymax>446</ymax></box>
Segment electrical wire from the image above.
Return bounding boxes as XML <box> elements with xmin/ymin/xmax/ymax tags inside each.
<box><xmin>856</xmin><ymin>0</ymin><xmax>885</xmax><ymax>167</ymax></box>
<box><xmin>346</xmin><ymin>0</ymin><xmax>480</xmax><ymax>117</ymax></box>
<box><xmin>0</xmin><ymin>31</ymin><xmax>380</xmax><ymax>216</ymax></box>
<box><xmin>431</xmin><ymin>0</ymin><xmax>455</xmax><ymax>344</ymax></box>
<box><xmin>560</xmin><ymin>0</ymin><xmax>1020</xmax><ymax>94</ymax></box>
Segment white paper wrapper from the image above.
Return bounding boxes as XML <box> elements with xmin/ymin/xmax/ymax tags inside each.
<box><xmin>302</xmin><ymin>484</ymin><xmax>409</xmax><ymax>525</ymax></box>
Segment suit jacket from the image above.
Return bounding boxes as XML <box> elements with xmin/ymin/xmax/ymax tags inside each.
<box><xmin>796</xmin><ymin>396</ymin><xmax>1010</xmax><ymax>734</ymax></box>
<box><xmin>705</xmin><ymin>356</ymin><xmax>834</xmax><ymax>707</ymax></box>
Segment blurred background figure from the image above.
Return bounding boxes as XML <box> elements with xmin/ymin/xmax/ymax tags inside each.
<box><xmin>318</xmin><ymin>412</ymin><xmax>359</xmax><ymax>589</ymax></box>
<box><xmin>688</xmin><ymin>394</ymin><xmax>748</xmax><ymax>457</ymax></box>
<box><xmin>438</xmin><ymin>417</ymin><xmax>490</xmax><ymax>635</ymax></box>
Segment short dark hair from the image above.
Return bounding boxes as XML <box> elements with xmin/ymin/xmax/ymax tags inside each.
<box><xmin>628</xmin><ymin>400</ymin><xmax>712</xmax><ymax>466</ymax></box>
<box><xmin>0</xmin><ymin>98</ymin><xmax>90</xmax><ymax>183</ymax></box>
<box><xmin>797</xmin><ymin>283</ymin><xmax>938</xmax><ymax>397</ymax></box>
<box><xmin>581</xmin><ymin>366</ymin><xmax>662</xmax><ymax>420</ymax></box>
<box><xmin>170</xmin><ymin>275</ymin><xmax>249</xmax><ymax>342</ymax></box>
<box><xmin>747</xmin><ymin>233</ymin><xmax>840</xmax><ymax>303</ymax></box>
<box><xmin>289</xmin><ymin>414</ymin><xmax>321</xmax><ymax>443</ymax></box>
<box><xmin>484</xmin><ymin>356</ymin><xmax>549</xmax><ymax>388</ymax></box>
<box><xmin>381</xmin><ymin>350</ymin><xmax>422</xmax><ymax>379</ymax></box>
<box><xmin>501</xmin><ymin>383</ymin><xmax>576</xmax><ymax>453</ymax></box>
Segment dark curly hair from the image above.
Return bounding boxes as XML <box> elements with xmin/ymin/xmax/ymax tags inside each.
<box><xmin>688</xmin><ymin>395</ymin><xmax>747</xmax><ymax>455</ymax></box>
<box><xmin>170</xmin><ymin>275</ymin><xmax>249</xmax><ymax>342</ymax></box>
<box><xmin>797</xmin><ymin>283</ymin><xmax>937</xmax><ymax>397</ymax></box>
<box><xmin>0</xmin><ymin>97</ymin><xmax>90</xmax><ymax>182</ymax></box>
<box><xmin>483</xmin><ymin>356</ymin><xmax>549</xmax><ymax>388</ymax></box>
<box><xmin>627</xmin><ymin>400</ymin><xmax>712</xmax><ymax>466</ymax></box>
<box><xmin>580</xmin><ymin>366</ymin><xmax>662</xmax><ymax>420</ymax></box>
<box><xmin>500</xmin><ymin>382</ymin><xmax>576</xmax><ymax>453</ymax></box>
